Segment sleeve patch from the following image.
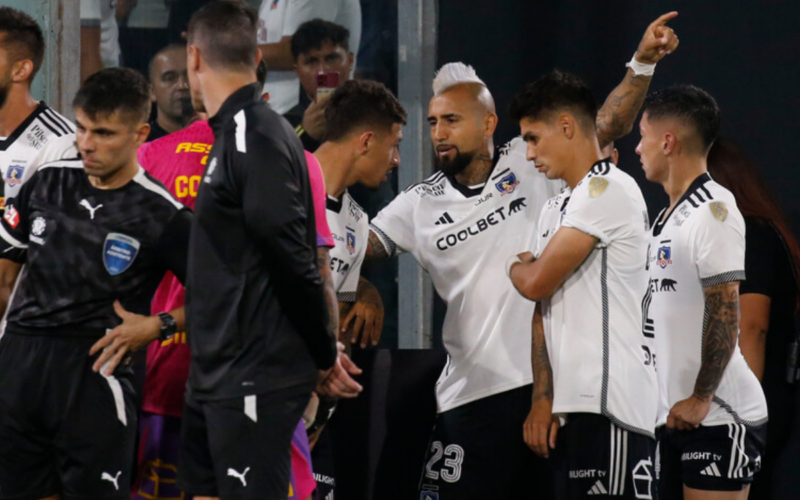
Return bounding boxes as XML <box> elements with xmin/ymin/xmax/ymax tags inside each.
<box><xmin>589</xmin><ymin>177</ymin><xmax>609</xmax><ymax>198</ymax></box>
<box><xmin>709</xmin><ymin>201</ymin><xmax>728</xmax><ymax>222</ymax></box>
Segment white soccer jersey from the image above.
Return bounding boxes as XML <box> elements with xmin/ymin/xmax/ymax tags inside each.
<box><xmin>326</xmin><ymin>190</ymin><xmax>368</xmax><ymax>302</ymax></box>
<box><xmin>647</xmin><ymin>174</ymin><xmax>767</xmax><ymax>427</ymax></box>
<box><xmin>80</xmin><ymin>0</ymin><xmax>120</xmax><ymax>68</ymax></box>
<box><xmin>534</xmin><ymin>160</ymin><xmax>657</xmax><ymax>437</ymax></box>
<box><xmin>0</xmin><ymin>104</ymin><xmax>77</xmax><ymax>210</ymax></box>
<box><xmin>371</xmin><ymin>137</ymin><xmax>564</xmax><ymax>413</ymax></box>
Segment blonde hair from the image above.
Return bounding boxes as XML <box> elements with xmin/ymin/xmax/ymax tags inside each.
<box><xmin>432</xmin><ymin>62</ymin><xmax>486</xmax><ymax>95</ymax></box>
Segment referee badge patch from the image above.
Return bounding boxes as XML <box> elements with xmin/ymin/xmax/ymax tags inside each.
<box><xmin>709</xmin><ymin>201</ymin><xmax>728</xmax><ymax>222</ymax></box>
<box><xmin>589</xmin><ymin>177</ymin><xmax>609</xmax><ymax>198</ymax></box>
<box><xmin>104</xmin><ymin>233</ymin><xmax>141</xmax><ymax>276</ymax></box>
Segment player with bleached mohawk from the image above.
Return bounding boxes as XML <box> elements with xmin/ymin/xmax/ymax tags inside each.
<box><xmin>364</xmin><ymin>15</ymin><xmax>678</xmax><ymax>498</ymax></box>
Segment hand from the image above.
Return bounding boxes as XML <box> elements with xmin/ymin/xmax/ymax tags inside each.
<box><xmin>517</xmin><ymin>251</ymin><xmax>536</xmax><ymax>264</ymax></box>
<box><xmin>301</xmin><ymin>96</ymin><xmax>329</xmax><ymax>141</ymax></box>
<box><xmin>667</xmin><ymin>395</ymin><xmax>711</xmax><ymax>431</ymax></box>
<box><xmin>523</xmin><ymin>397</ymin><xmax>559</xmax><ymax>458</ymax></box>
<box><xmin>341</xmin><ymin>287</ymin><xmax>385</xmax><ymax>349</ymax></box>
<box><xmin>90</xmin><ymin>301</ymin><xmax>161</xmax><ymax>376</ymax></box>
<box><xmin>316</xmin><ymin>342</ymin><xmax>363</xmax><ymax>398</ymax></box>
<box><xmin>636</xmin><ymin>12</ymin><xmax>680</xmax><ymax>65</ymax></box>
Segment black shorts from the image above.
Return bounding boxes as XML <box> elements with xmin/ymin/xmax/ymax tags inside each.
<box><xmin>310</xmin><ymin>428</ymin><xmax>336</xmax><ymax>500</ymax></box>
<box><xmin>418</xmin><ymin>384</ymin><xmax>553</xmax><ymax>500</ymax></box>
<box><xmin>551</xmin><ymin>413</ymin><xmax>657</xmax><ymax>500</ymax></box>
<box><xmin>0</xmin><ymin>333</ymin><xmax>137</xmax><ymax>500</ymax></box>
<box><xmin>178</xmin><ymin>388</ymin><xmax>312</xmax><ymax>500</ymax></box>
<box><xmin>658</xmin><ymin>422</ymin><xmax>767</xmax><ymax>498</ymax></box>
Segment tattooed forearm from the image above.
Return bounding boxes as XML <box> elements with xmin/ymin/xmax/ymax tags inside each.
<box><xmin>595</xmin><ymin>68</ymin><xmax>652</xmax><ymax>148</ymax></box>
<box><xmin>532</xmin><ymin>303</ymin><xmax>554</xmax><ymax>403</ymax></box>
<box><xmin>317</xmin><ymin>247</ymin><xmax>340</xmax><ymax>340</ymax></box>
<box><xmin>694</xmin><ymin>282</ymin><xmax>740</xmax><ymax>401</ymax></box>
<box><xmin>365</xmin><ymin>230</ymin><xmax>390</xmax><ymax>263</ymax></box>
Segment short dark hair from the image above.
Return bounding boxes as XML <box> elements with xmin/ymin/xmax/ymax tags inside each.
<box><xmin>187</xmin><ymin>1</ymin><xmax>258</xmax><ymax>71</ymax></box>
<box><xmin>509</xmin><ymin>69</ymin><xmax>597</xmax><ymax>132</ymax></box>
<box><xmin>643</xmin><ymin>85</ymin><xmax>720</xmax><ymax>151</ymax></box>
<box><xmin>325</xmin><ymin>80</ymin><xmax>406</xmax><ymax>142</ymax></box>
<box><xmin>290</xmin><ymin>19</ymin><xmax>350</xmax><ymax>61</ymax></box>
<box><xmin>0</xmin><ymin>7</ymin><xmax>45</xmax><ymax>82</ymax></box>
<box><xmin>73</xmin><ymin>68</ymin><xmax>151</xmax><ymax>124</ymax></box>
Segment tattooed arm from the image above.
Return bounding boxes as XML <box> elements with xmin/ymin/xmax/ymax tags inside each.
<box><xmin>365</xmin><ymin>230</ymin><xmax>391</xmax><ymax>263</ymax></box>
<box><xmin>595</xmin><ymin>12</ymin><xmax>680</xmax><ymax>149</ymax></box>
<box><xmin>523</xmin><ymin>303</ymin><xmax>559</xmax><ymax>457</ymax></box>
<box><xmin>667</xmin><ymin>281</ymin><xmax>740</xmax><ymax>431</ymax></box>
<box><xmin>318</xmin><ymin>247</ymin><xmax>339</xmax><ymax>340</ymax></box>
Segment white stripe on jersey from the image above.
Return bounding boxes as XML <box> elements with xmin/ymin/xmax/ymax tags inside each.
<box><xmin>0</xmin><ymin>223</ymin><xmax>26</xmax><ymax>249</ymax></box>
<box><xmin>234</xmin><ymin>110</ymin><xmax>247</xmax><ymax>153</ymax></box>
<box><xmin>133</xmin><ymin>167</ymin><xmax>183</xmax><ymax>209</ymax></box>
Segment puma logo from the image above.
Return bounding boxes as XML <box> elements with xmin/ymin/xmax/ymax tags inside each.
<box><xmin>508</xmin><ymin>197</ymin><xmax>527</xmax><ymax>214</ymax></box>
<box><xmin>101</xmin><ymin>471</ymin><xmax>122</xmax><ymax>490</ymax></box>
<box><xmin>660</xmin><ymin>278</ymin><xmax>677</xmax><ymax>292</ymax></box>
<box><xmin>80</xmin><ymin>199</ymin><xmax>103</xmax><ymax>219</ymax></box>
<box><xmin>228</xmin><ymin>467</ymin><xmax>250</xmax><ymax>487</ymax></box>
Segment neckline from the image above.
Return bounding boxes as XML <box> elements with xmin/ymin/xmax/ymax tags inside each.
<box><xmin>652</xmin><ymin>173</ymin><xmax>712</xmax><ymax>236</ymax></box>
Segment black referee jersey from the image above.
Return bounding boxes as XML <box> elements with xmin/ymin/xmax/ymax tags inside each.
<box><xmin>186</xmin><ymin>83</ymin><xmax>336</xmax><ymax>402</ymax></box>
<box><xmin>0</xmin><ymin>157</ymin><xmax>191</xmax><ymax>337</ymax></box>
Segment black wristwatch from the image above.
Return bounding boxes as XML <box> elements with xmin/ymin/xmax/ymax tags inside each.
<box><xmin>157</xmin><ymin>312</ymin><xmax>178</xmax><ymax>341</ymax></box>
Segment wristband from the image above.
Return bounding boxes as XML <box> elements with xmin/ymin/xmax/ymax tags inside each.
<box><xmin>626</xmin><ymin>52</ymin><xmax>656</xmax><ymax>77</ymax></box>
<box><xmin>505</xmin><ymin>255</ymin><xmax>523</xmax><ymax>278</ymax></box>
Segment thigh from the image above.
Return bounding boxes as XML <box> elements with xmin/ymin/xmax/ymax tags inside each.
<box><xmin>55</xmin><ymin>361</ymin><xmax>137</xmax><ymax>500</ymax></box>
<box><xmin>178</xmin><ymin>394</ymin><xmax>218</xmax><ymax>498</ymax></box>
<box><xmin>552</xmin><ymin>413</ymin><xmax>657</xmax><ymax>500</ymax></box>
<box><xmin>310</xmin><ymin>428</ymin><xmax>336</xmax><ymax>500</ymax></box>
<box><xmin>676</xmin><ymin>423</ymin><xmax>766</xmax><ymax>494</ymax></box>
<box><xmin>419</xmin><ymin>386</ymin><xmax>550</xmax><ymax>500</ymax></box>
<box><xmin>658</xmin><ymin>426</ymin><xmax>685</xmax><ymax>500</ymax></box>
<box><xmin>133</xmin><ymin>413</ymin><xmax>185</xmax><ymax>500</ymax></box>
<box><xmin>206</xmin><ymin>392</ymin><xmax>310</xmax><ymax>500</ymax></box>
<box><xmin>0</xmin><ymin>335</ymin><xmax>60</xmax><ymax>500</ymax></box>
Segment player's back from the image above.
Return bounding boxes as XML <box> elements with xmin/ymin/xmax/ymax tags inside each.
<box><xmin>648</xmin><ymin>174</ymin><xmax>767</xmax><ymax>427</ymax></box>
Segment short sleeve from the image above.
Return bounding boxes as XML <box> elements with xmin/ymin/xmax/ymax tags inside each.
<box><xmin>337</xmin><ymin>249</ymin><xmax>363</xmax><ymax>303</ymax></box>
<box><xmin>305</xmin><ymin>152</ymin><xmax>334</xmax><ymax>248</ymax></box>
<box><xmin>80</xmin><ymin>0</ymin><xmax>100</xmax><ymax>23</ymax></box>
<box><xmin>369</xmin><ymin>190</ymin><xmax>417</xmax><ymax>257</ymax></box>
<box><xmin>282</xmin><ymin>0</ymin><xmax>313</xmax><ymax>36</ymax></box>
<box><xmin>561</xmin><ymin>176</ymin><xmax>628</xmax><ymax>247</ymax></box>
<box><xmin>740</xmin><ymin>218</ymin><xmax>779</xmax><ymax>296</ymax></box>
<box><xmin>693</xmin><ymin>201</ymin><xmax>746</xmax><ymax>287</ymax></box>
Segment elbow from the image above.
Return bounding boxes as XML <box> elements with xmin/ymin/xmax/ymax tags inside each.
<box><xmin>517</xmin><ymin>274</ymin><xmax>553</xmax><ymax>302</ymax></box>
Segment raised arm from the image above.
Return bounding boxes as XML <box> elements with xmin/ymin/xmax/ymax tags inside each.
<box><xmin>667</xmin><ymin>281</ymin><xmax>740</xmax><ymax>430</ymax></box>
<box><xmin>596</xmin><ymin>12</ymin><xmax>680</xmax><ymax>148</ymax></box>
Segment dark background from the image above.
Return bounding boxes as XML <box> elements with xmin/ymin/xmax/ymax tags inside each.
<box><xmin>438</xmin><ymin>0</ymin><xmax>800</xmax><ymax>226</ymax></box>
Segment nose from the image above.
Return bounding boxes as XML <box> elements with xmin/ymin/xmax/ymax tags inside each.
<box><xmin>635</xmin><ymin>141</ymin><xmax>642</xmax><ymax>156</ymax></box>
<box><xmin>177</xmin><ymin>71</ymin><xmax>189</xmax><ymax>90</ymax></box>
<box><xmin>526</xmin><ymin>143</ymin><xmax>536</xmax><ymax>162</ymax></box>
<box><xmin>392</xmin><ymin>150</ymin><xmax>401</xmax><ymax>168</ymax></box>
<box><xmin>76</xmin><ymin>131</ymin><xmax>94</xmax><ymax>153</ymax></box>
<box><xmin>432</xmin><ymin>123</ymin><xmax>446</xmax><ymax>143</ymax></box>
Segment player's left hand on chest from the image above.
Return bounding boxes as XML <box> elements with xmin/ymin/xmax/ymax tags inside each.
<box><xmin>89</xmin><ymin>300</ymin><xmax>161</xmax><ymax>376</ymax></box>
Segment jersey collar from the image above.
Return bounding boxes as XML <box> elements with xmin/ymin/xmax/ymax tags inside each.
<box><xmin>653</xmin><ymin>172</ymin><xmax>712</xmax><ymax>236</ymax></box>
<box><xmin>208</xmin><ymin>83</ymin><xmax>262</xmax><ymax>132</ymax></box>
<box><xmin>444</xmin><ymin>148</ymin><xmax>502</xmax><ymax>198</ymax></box>
<box><xmin>326</xmin><ymin>193</ymin><xmax>344</xmax><ymax>213</ymax></box>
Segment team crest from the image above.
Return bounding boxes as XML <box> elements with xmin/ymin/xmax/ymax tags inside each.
<box><xmin>420</xmin><ymin>492</ymin><xmax>439</xmax><ymax>500</ymax></box>
<box><xmin>31</xmin><ymin>217</ymin><xmax>46</xmax><ymax>236</ymax></box>
<box><xmin>495</xmin><ymin>172</ymin><xmax>519</xmax><ymax>196</ymax></box>
<box><xmin>709</xmin><ymin>201</ymin><xmax>728</xmax><ymax>222</ymax></box>
<box><xmin>5</xmin><ymin>165</ymin><xmax>24</xmax><ymax>186</ymax></box>
<box><xmin>589</xmin><ymin>177</ymin><xmax>609</xmax><ymax>198</ymax></box>
<box><xmin>346</xmin><ymin>232</ymin><xmax>356</xmax><ymax>255</ymax></box>
<box><xmin>656</xmin><ymin>246</ymin><xmax>672</xmax><ymax>269</ymax></box>
<box><xmin>103</xmin><ymin>232</ymin><xmax>141</xmax><ymax>276</ymax></box>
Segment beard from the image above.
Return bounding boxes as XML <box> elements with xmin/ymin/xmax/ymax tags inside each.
<box><xmin>0</xmin><ymin>70</ymin><xmax>13</xmax><ymax>110</ymax></box>
<box><xmin>434</xmin><ymin>147</ymin><xmax>475</xmax><ymax>177</ymax></box>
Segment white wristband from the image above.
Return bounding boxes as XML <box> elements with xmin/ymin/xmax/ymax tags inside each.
<box><xmin>626</xmin><ymin>52</ymin><xmax>656</xmax><ymax>76</ymax></box>
<box><xmin>505</xmin><ymin>255</ymin><xmax>523</xmax><ymax>278</ymax></box>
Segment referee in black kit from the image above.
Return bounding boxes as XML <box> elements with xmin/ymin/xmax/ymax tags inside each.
<box><xmin>0</xmin><ymin>68</ymin><xmax>190</xmax><ymax>500</ymax></box>
<box><xmin>180</xmin><ymin>3</ymin><xmax>362</xmax><ymax>500</ymax></box>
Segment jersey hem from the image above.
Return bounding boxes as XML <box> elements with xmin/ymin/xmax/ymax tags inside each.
<box><xmin>436</xmin><ymin>377</ymin><xmax>532</xmax><ymax>413</ymax></box>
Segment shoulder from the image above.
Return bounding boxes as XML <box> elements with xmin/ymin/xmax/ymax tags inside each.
<box><xmin>132</xmin><ymin>168</ymin><xmax>183</xmax><ymax>211</ymax></box>
<box><xmin>687</xmin><ymin>181</ymin><xmax>744</xmax><ymax>231</ymax></box>
<box><xmin>572</xmin><ymin>163</ymin><xmax>632</xmax><ymax>204</ymax></box>
<box><xmin>36</xmin><ymin>104</ymin><xmax>76</xmax><ymax>139</ymax></box>
<box><xmin>401</xmin><ymin>170</ymin><xmax>448</xmax><ymax>200</ymax></box>
<box><xmin>35</xmin><ymin>133</ymin><xmax>80</xmax><ymax>164</ymax></box>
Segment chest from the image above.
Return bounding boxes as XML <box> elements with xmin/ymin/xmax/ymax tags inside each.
<box><xmin>327</xmin><ymin>204</ymin><xmax>367</xmax><ymax>278</ymax></box>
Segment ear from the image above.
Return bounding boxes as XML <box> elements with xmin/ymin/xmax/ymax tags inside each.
<box><xmin>611</xmin><ymin>148</ymin><xmax>620</xmax><ymax>165</ymax></box>
<box><xmin>254</xmin><ymin>48</ymin><xmax>263</xmax><ymax>67</ymax></box>
<box><xmin>558</xmin><ymin>113</ymin><xmax>576</xmax><ymax>139</ymax></box>
<box><xmin>484</xmin><ymin>112</ymin><xmax>498</xmax><ymax>138</ymax></box>
<box><xmin>11</xmin><ymin>60</ymin><xmax>34</xmax><ymax>83</ymax></box>
<box><xmin>663</xmin><ymin>132</ymin><xmax>678</xmax><ymax>155</ymax></box>
<box><xmin>134</xmin><ymin>122</ymin><xmax>151</xmax><ymax>147</ymax></box>
<box><xmin>187</xmin><ymin>45</ymin><xmax>201</xmax><ymax>72</ymax></box>
<box><xmin>357</xmin><ymin>130</ymin><xmax>375</xmax><ymax>155</ymax></box>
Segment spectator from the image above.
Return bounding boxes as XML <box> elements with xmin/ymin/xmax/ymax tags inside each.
<box><xmin>80</xmin><ymin>0</ymin><xmax>120</xmax><ymax>81</ymax></box>
<box><xmin>707</xmin><ymin>137</ymin><xmax>800</xmax><ymax>500</ymax></box>
<box><xmin>285</xmin><ymin>19</ymin><xmax>353</xmax><ymax>152</ymax></box>
<box><xmin>147</xmin><ymin>43</ymin><xmax>191</xmax><ymax>141</ymax></box>
<box><xmin>118</xmin><ymin>0</ymin><xmax>171</xmax><ymax>76</ymax></box>
<box><xmin>257</xmin><ymin>0</ymin><xmax>361</xmax><ymax>115</ymax></box>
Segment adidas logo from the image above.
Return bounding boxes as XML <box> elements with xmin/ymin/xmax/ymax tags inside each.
<box><xmin>700</xmin><ymin>462</ymin><xmax>722</xmax><ymax>477</ymax></box>
<box><xmin>587</xmin><ymin>480</ymin><xmax>608</xmax><ymax>495</ymax></box>
<box><xmin>434</xmin><ymin>212</ymin><xmax>455</xmax><ymax>225</ymax></box>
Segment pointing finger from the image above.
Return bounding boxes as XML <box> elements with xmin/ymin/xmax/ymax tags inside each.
<box><xmin>651</xmin><ymin>11</ymin><xmax>678</xmax><ymax>28</ymax></box>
